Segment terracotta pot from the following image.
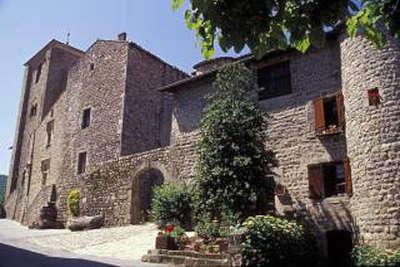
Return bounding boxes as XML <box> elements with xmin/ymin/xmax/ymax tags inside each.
<box><xmin>155</xmin><ymin>235</ymin><xmax>178</xmax><ymax>250</ymax></box>
<box><xmin>216</xmin><ymin>238</ymin><xmax>229</xmax><ymax>252</ymax></box>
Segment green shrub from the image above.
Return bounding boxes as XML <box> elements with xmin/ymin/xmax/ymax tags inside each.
<box><xmin>151</xmin><ymin>183</ymin><xmax>192</xmax><ymax>230</ymax></box>
<box><xmin>241</xmin><ymin>215</ymin><xmax>318</xmax><ymax>267</ymax></box>
<box><xmin>194</xmin><ymin>63</ymin><xmax>275</xmax><ymax>224</ymax></box>
<box><xmin>67</xmin><ymin>189</ymin><xmax>80</xmax><ymax>217</ymax></box>
<box><xmin>352</xmin><ymin>246</ymin><xmax>400</xmax><ymax>267</ymax></box>
<box><xmin>195</xmin><ymin>209</ymin><xmax>240</xmax><ymax>240</ymax></box>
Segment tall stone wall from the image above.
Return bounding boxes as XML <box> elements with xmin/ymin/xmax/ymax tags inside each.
<box><xmin>120</xmin><ymin>44</ymin><xmax>187</xmax><ymax>156</ymax></box>
<box><xmin>341</xmin><ymin>33</ymin><xmax>400</xmax><ymax>249</ymax></box>
<box><xmin>6</xmin><ymin>43</ymin><xmax>83</xmax><ymax>223</ymax></box>
<box><xmin>56</xmin><ymin>40</ymin><xmax>130</xmax><ymax>223</ymax></box>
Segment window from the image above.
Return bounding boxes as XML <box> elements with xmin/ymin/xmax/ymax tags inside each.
<box><xmin>89</xmin><ymin>63</ymin><xmax>95</xmax><ymax>71</ymax></box>
<box><xmin>308</xmin><ymin>158</ymin><xmax>352</xmax><ymax>200</ymax></box>
<box><xmin>314</xmin><ymin>92</ymin><xmax>345</xmax><ymax>135</ymax></box>
<box><xmin>46</xmin><ymin>120</ymin><xmax>54</xmax><ymax>147</ymax></box>
<box><xmin>41</xmin><ymin>159</ymin><xmax>50</xmax><ymax>186</ymax></box>
<box><xmin>257</xmin><ymin>61</ymin><xmax>292</xmax><ymax>100</ymax></box>
<box><xmin>81</xmin><ymin>108</ymin><xmax>91</xmax><ymax>129</ymax></box>
<box><xmin>30</xmin><ymin>104</ymin><xmax>37</xmax><ymax>117</ymax></box>
<box><xmin>77</xmin><ymin>152</ymin><xmax>87</xmax><ymax>174</ymax></box>
<box><xmin>35</xmin><ymin>63</ymin><xmax>43</xmax><ymax>83</ymax></box>
<box><xmin>368</xmin><ymin>88</ymin><xmax>380</xmax><ymax>106</ymax></box>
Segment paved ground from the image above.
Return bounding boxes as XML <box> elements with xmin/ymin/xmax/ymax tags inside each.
<box><xmin>0</xmin><ymin>219</ymin><xmax>165</xmax><ymax>267</ymax></box>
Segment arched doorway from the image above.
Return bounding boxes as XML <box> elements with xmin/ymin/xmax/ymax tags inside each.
<box><xmin>131</xmin><ymin>168</ymin><xmax>164</xmax><ymax>224</ymax></box>
<box><xmin>326</xmin><ymin>230</ymin><xmax>353</xmax><ymax>267</ymax></box>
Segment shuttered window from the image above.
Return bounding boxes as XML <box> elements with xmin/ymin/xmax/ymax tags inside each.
<box><xmin>308</xmin><ymin>165</ymin><xmax>323</xmax><ymax>199</ymax></box>
<box><xmin>344</xmin><ymin>157</ymin><xmax>353</xmax><ymax>197</ymax></box>
<box><xmin>336</xmin><ymin>92</ymin><xmax>345</xmax><ymax>127</ymax></box>
<box><xmin>314</xmin><ymin>97</ymin><xmax>325</xmax><ymax>133</ymax></box>
<box><xmin>314</xmin><ymin>92</ymin><xmax>345</xmax><ymax>135</ymax></box>
<box><xmin>308</xmin><ymin>159</ymin><xmax>352</xmax><ymax>199</ymax></box>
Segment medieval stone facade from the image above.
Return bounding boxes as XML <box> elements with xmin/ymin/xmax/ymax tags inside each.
<box><xmin>5</xmin><ymin>31</ymin><xmax>400</xmax><ymax>254</ymax></box>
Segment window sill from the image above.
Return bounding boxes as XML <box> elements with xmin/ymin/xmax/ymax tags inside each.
<box><xmin>309</xmin><ymin>194</ymin><xmax>351</xmax><ymax>203</ymax></box>
<box><xmin>316</xmin><ymin>126</ymin><xmax>344</xmax><ymax>136</ymax></box>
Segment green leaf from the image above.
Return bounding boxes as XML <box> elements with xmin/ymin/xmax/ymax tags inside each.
<box><xmin>171</xmin><ymin>0</ymin><xmax>184</xmax><ymax>11</ymax></box>
<box><xmin>293</xmin><ymin>36</ymin><xmax>311</xmax><ymax>53</ymax></box>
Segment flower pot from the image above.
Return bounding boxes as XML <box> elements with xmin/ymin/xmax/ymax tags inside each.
<box><xmin>155</xmin><ymin>235</ymin><xmax>178</xmax><ymax>250</ymax></box>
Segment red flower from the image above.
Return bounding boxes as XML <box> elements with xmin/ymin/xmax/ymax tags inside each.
<box><xmin>165</xmin><ymin>224</ymin><xmax>174</xmax><ymax>233</ymax></box>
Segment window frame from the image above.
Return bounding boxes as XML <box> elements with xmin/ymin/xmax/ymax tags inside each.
<box><xmin>30</xmin><ymin>103</ymin><xmax>38</xmax><ymax>117</ymax></box>
<box><xmin>257</xmin><ymin>61</ymin><xmax>292</xmax><ymax>101</ymax></box>
<box><xmin>314</xmin><ymin>92</ymin><xmax>345</xmax><ymax>136</ymax></box>
<box><xmin>308</xmin><ymin>159</ymin><xmax>352</xmax><ymax>200</ymax></box>
<box><xmin>35</xmin><ymin>63</ymin><xmax>43</xmax><ymax>84</ymax></box>
<box><xmin>81</xmin><ymin>107</ymin><xmax>92</xmax><ymax>129</ymax></box>
<box><xmin>46</xmin><ymin>120</ymin><xmax>54</xmax><ymax>147</ymax></box>
<box><xmin>77</xmin><ymin>151</ymin><xmax>87</xmax><ymax>174</ymax></box>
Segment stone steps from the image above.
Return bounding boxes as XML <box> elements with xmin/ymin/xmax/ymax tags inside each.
<box><xmin>142</xmin><ymin>249</ymin><xmax>231</xmax><ymax>267</ymax></box>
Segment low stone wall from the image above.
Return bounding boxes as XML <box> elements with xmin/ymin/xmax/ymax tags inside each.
<box><xmin>79</xmin><ymin>147</ymin><xmax>173</xmax><ymax>226</ymax></box>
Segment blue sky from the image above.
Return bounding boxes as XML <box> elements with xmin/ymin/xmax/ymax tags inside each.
<box><xmin>0</xmin><ymin>0</ymin><xmax>247</xmax><ymax>175</ymax></box>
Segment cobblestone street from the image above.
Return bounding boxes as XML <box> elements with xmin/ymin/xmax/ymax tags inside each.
<box><xmin>0</xmin><ymin>219</ymin><xmax>164</xmax><ymax>267</ymax></box>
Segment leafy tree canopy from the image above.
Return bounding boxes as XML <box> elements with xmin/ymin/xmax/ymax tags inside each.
<box><xmin>172</xmin><ymin>0</ymin><xmax>400</xmax><ymax>58</ymax></box>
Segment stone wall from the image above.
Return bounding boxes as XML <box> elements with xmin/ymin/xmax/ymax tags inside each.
<box><xmin>341</xmin><ymin>33</ymin><xmax>400</xmax><ymax>249</ymax></box>
<box><xmin>80</xmin><ymin>147</ymin><xmax>172</xmax><ymax>226</ymax></box>
<box><xmin>55</xmin><ymin>40</ymin><xmax>129</xmax><ymax>223</ymax></box>
<box><xmin>6</xmin><ymin>43</ymin><xmax>83</xmax><ymax>223</ymax></box>
<box><xmin>120</xmin><ymin>43</ymin><xmax>187</xmax><ymax>156</ymax></box>
<box><xmin>169</xmin><ymin>41</ymin><xmax>352</xmax><ymax>249</ymax></box>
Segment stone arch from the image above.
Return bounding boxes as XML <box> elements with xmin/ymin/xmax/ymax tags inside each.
<box><xmin>130</xmin><ymin>161</ymin><xmax>171</xmax><ymax>224</ymax></box>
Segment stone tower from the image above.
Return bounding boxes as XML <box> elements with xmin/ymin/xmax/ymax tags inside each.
<box><xmin>341</xmin><ymin>32</ymin><xmax>400</xmax><ymax>249</ymax></box>
<box><xmin>6</xmin><ymin>40</ymin><xmax>83</xmax><ymax>222</ymax></box>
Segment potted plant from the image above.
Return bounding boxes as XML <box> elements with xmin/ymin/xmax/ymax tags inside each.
<box><xmin>155</xmin><ymin>224</ymin><xmax>185</xmax><ymax>250</ymax></box>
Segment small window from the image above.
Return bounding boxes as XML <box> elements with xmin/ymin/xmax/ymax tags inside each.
<box><xmin>308</xmin><ymin>159</ymin><xmax>352</xmax><ymax>199</ymax></box>
<box><xmin>30</xmin><ymin>104</ymin><xmax>38</xmax><ymax>117</ymax></box>
<box><xmin>35</xmin><ymin>63</ymin><xmax>43</xmax><ymax>83</ymax></box>
<box><xmin>41</xmin><ymin>159</ymin><xmax>50</xmax><ymax>186</ymax></box>
<box><xmin>46</xmin><ymin>120</ymin><xmax>54</xmax><ymax>147</ymax></box>
<box><xmin>314</xmin><ymin>92</ymin><xmax>345</xmax><ymax>135</ymax></box>
<box><xmin>81</xmin><ymin>108</ymin><xmax>91</xmax><ymax>129</ymax></box>
<box><xmin>89</xmin><ymin>63</ymin><xmax>95</xmax><ymax>71</ymax></box>
<box><xmin>77</xmin><ymin>152</ymin><xmax>87</xmax><ymax>174</ymax></box>
<box><xmin>257</xmin><ymin>61</ymin><xmax>292</xmax><ymax>100</ymax></box>
<box><xmin>368</xmin><ymin>88</ymin><xmax>380</xmax><ymax>106</ymax></box>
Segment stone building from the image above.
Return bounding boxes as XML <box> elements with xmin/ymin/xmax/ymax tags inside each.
<box><xmin>5</xmin><ymin>31</ymin><xmax>400</xmax><ymax>260</ymax></box>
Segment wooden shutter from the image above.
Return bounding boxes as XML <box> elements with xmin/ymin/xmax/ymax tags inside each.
<box><xmin>314</xmin><ymin>97</ymin><xmax>325</xmax><ymax>133</ymax></box>
<box><xmin>344</xmin><ymin>157</ymin><xmax>353</xmax><ymax>197</ymax></box>
<box><xmin>308</xmin><ymin>165</ymin><xmax>323</xmax><ymax>199</ymax></box>
<box><xmin>336</xmin><ymin>92</ymin><xmax>345</xmax><ymax>127</ymax></box>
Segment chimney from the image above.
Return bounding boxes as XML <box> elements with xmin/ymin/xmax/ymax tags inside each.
<box><xmin>118</xmin><ymin>32</ymin><xmax>127</xmax><ymax>41</ymax></box>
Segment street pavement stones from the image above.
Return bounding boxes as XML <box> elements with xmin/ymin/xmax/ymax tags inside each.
<box><xmin>0</xmin><ymin>219</ymin><xmax>165</xmax><ymax>267</ymax></box>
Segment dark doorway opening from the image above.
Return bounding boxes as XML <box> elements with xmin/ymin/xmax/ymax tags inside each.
<box><xmin>131</xmin><ymin>168</ymin><xmax>164</xmax><ymax>224</ymax></box>
<box><xmin>326</xmin><ymin>230</ymin><xmax>353</xmax><ymax>267</ymax></box>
